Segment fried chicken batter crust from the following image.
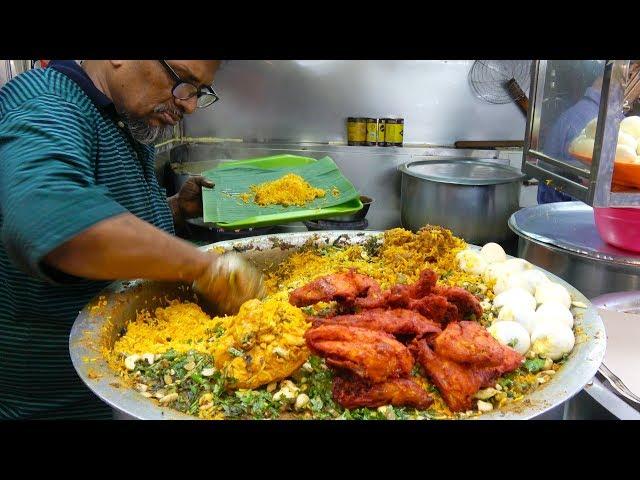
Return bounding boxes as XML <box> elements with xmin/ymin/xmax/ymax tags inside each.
<box><xmin>289</xmin><ymin>270</ymin><xmax>382</xmax><ymax>307</ymax></box>
<box><xmin>304</xmin><ymin>324</ymin><xmax>414</xmax><ymax>382</ymax></box>
<box><xmin>310</xmin><ymin>308</ymin><xmax>441</xmax><ymax>337</ymax></box>
<box><xmin>433</xmin><ymin>321</ymin><xmax>505</xmax><ymax>367</ymax></box>
<box><xmin>332</xmin><ymin>375</ymin><xmax>434</xmax><ymax>409</ymax></box>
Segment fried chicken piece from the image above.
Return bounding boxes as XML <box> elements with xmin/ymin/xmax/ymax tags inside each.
<box><xmin>354</xmin><ymin>284</ymin><xmax>405</xmax><ymax>310</ymax></box>
<box><xmin>354</xmin><ymin>269</ymin><xmax>438</xmax><ymax>310</ymax></box>
<box><xmin>411</xmin><ymin>336</ymin><xmax>524</xmax><ymax>412</ymax></box>
<box><xmin>366</xmin><ymin>270</ymin><xmax>481</xmax><ymax>323</ymax></box>
<box><xmin>304</xmin><ymin>325</ymin><xmax>413</xmax><ymax>382</ymax></box>
<box><xmin>332</xmin><ymin>375</ymin><xmax>433</xmax><ymax>410</ymax></box>
<box><xmin>475</xmin><ymin>346</ymin><xmax>525</xmax><ymax>388</ymax></box>
<box><xmin>351</xmin><ymin>270</ymin><xmax>465</xmax><ymax>324</ymax></box>
<box><xmin>353</xmin><ymin>290</ymin><xmax>388</xmax><ymax>309</ymax></box>
<box><xmin>291</xmin><ymin>268</ymin><xmax>481</xmax><ymax>325</ymax></box>
<box><xmin>433</xmin><ymin>286</ymin><xmax>483</xmax><ymax>320</ymax></box>
<box><xmin>407</xmin><ymin>269</ymin><xmax>438</xmax><ymax>299</ymax></box>
<box><xmin>497</xmin><ymin>344</ymin><xmax>525</xmax><ymax>373</ymax></box>
<box><xmin>310</xmin><ymin>308</ymin><xmax>442</xmax><ymax>338</ymax></box>
<box><xmin>410</xmin><ymin>338</ymin><xmax>483</xmax><ymax>412</ymax></box>
<box><xmin>408</xmin><ymin>294</ymin><xmax>461</xmax><ymax>324</ymax></box>
<box><xmin>433</xmin><ymin>321</ymin><xmax>504</xmax><ymax>367</ymax></box>
<box><xmin>289</xmin><ymin>270</ymin><xmax>382</xmax><ymax>307</ymax></box>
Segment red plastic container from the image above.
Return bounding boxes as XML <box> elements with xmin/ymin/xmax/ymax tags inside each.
<box><xmin>594</xmin><ymin>207</ymin><xmax>640</xmax><ymax>253</ymax></box>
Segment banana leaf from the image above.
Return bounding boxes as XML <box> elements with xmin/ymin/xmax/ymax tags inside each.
<box><xmin>201</xmin><ymin>156</ymin><xmax>361</xmax><ymax>229</ymax></box>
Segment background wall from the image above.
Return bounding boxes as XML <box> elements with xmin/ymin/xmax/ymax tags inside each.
<box><xmin>183</xmin><ymin>60</ymin><xmax>529</xmax><ymax>145</ymax></box>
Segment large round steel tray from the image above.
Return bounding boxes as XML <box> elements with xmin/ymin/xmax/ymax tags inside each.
<box><xmin>69</xmin><ymin>231</ymin><xmax>606</xmax><ymax>420</ymax></box>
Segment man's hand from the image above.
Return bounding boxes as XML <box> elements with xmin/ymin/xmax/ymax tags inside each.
<box><xmin>169</xmin><ymin>176</ymin><xmax>214</xmax><ymax>225</ymax></box>
<box><xmin>193</xmin><ymin>252</ymin><xmax>266</xmax><ymax>315</ymax></box>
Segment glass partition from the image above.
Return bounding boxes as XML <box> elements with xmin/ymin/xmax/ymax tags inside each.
<box><xmin>523</xmin><ymin>60</ymin><xmax>640</xmax><ymax>208</ymax></box>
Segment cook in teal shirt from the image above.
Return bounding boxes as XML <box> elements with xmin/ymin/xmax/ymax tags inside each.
<box><xmin>0</xmin><ymin>60</ymin><xmax>234</xmax><ymax>419</ymax></box>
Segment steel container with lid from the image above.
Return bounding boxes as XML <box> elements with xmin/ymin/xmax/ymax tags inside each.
<box><xmin>509</xmin><ymin>202</ymin><xmax>640</xmax><ymax>299</ymax></box>
<box><xmin>398</xmin><ymin>158</ymin><xmax>525</xmax><ymax>245</ymax></box>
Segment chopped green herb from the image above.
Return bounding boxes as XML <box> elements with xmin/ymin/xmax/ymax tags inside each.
<box><xmin>498</xmin><ymin>378</ymin><xmax>514</xmax><ymax>389</ymax></box>
<box><xmin>310</xmin><ymin>397</ymin><xmax>324</xmax><ymax>412</ymax></box>
<box><xmin>523</xmin><ymin>357</ymin><xmax>546</xmax><ymax>373</ymax></box>
<box><xmin>228</xmin><ymin>347</ymin><xmax>244</xmax><ymax>357</ymax></box>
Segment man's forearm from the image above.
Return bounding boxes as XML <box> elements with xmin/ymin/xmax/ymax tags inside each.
<box><xmin>44</xmin><ymin>212</ymin><xmax>211</xmax><ymax>282</ymax></box>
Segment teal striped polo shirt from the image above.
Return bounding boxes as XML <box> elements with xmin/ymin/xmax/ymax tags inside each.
<box><xmin>0</xmin><ymin>62</ymin><xmax>175</xmax><ymax>419</ymax></box>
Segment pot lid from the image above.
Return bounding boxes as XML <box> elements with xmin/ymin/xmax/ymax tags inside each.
<box><xmin>508</xmin><ymin>201</ymin><xmax>640</xmax><ymax>267</ymax></box>
<box><xmin>398</xmin><ymin>158</ymin><xmax>525</xmax><ymax>186</ymax></box>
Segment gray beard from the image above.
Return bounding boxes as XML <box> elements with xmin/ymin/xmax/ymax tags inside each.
<box><xmin>120</xmin><ymin>105</ymin><xmax>179</xmax><ymax>145</ymax></box>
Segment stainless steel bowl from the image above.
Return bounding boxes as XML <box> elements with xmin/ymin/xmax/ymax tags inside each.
<box><xmin>398</xmin><ymin>158</ymin><xmax>525</xmax><ymax>245</ymax></box>
<box><xmin>325</xmin><ymin>195</ymin><xmax>373</xmax><ymax>222</ymax></box>
<box><xmin>70</xmin><ymin>231</ymin><xmax>605</xmax><ymax>420</ymax></box>
<box><xmin>509</xmin><ymin>202</ymin><xmax>640</xmax><ymax>299</ymax></box>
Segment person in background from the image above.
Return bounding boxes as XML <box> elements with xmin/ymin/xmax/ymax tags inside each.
<box><xmin>0</xmin><ymin>60</ymin><xmax>264</xmax><ymax>420</ymax></box>
<box><xmin>537</xmin><ymin>74</ymin><xmax>604</xmax><ymax>204</ymax></box>
<box><xmin>538</xmin><ymin>61</ymin><xmax>639</xmax><ymax>204</ymax></box>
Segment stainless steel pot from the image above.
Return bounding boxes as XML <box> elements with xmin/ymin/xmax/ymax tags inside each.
<box><xmin>69</xmin><ymin>231</ymin><xmax>605</xmax><ymax>420</ymax></box>
<box><xmin>398</xmin><ymin>158</ymin><xmax>525</xmax><ymax>245</ymax></box>
<box><xmin>509</xmin><ymin>202</ymin><xmax>640</xmax><ymax>300</ymax></box>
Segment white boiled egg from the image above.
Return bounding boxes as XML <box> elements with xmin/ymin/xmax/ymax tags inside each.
<box><xmin>480</xmin><ymin>243</ymin><xmax>507</xmax><ymax>264</ymax></box>
<box><xmin>488</xmin><ymin>321</ymin><xmax>531</xmax><ymax>356</ymax></box>
<box><xmin>502</xmin><ymin>269</ymin><xmax>551</xmax><ymax>296</ymax></box>
<box><xmin>505</xmin><ymin>272</ymin><xmax>535</xmax><ymax>295</ymax></box>
<box><xmin>534</xmin><ymin>282</ymin><xmax>571</xmax><ymax>308</ymax></box>
<box><xmin>585</xmin><ymin>118</ymin><xmax>598</xmax><ymax>139</ymax></box>
<box><xmin>502</xmin><ymin>258</ymin><xmax>533</xmax><ymax>275</ymax></box>
<box><xmin>456</xmin><ymin>249</ymin><xmax>488</xmax><ymax>276</ymax></box>
<box><xmin>493</xmin><ymin>287</ymin><xmax>537</xmax><ymax>312</ymax></box>
<box><xmin>569</xmin><ymin>136</ymin><xmax>595</xmax><ymax>159</ymax></box>
<box><xmin>518</xmin><ymin>269</ymin><xmax>551</xmax><ymax>291</ymax></box>
<box><xmin>497</xmin><ymin>305</ymin><xmax>540</xmax><ymax>335</ymax></box>
<box><xmin>491</xmin><ymin>263</ymin><xmax>532</xmax><ymax>295</ymax></box>
<box><xmin>617</xmin><ymin>143</ymin><xmax>638</xmax><ymax>163</ymax></box>
<box><xmin>620</xmin><ymin>115</ymin><xmax>640</xmax><ymax>140</ymax></box>
<box><xmin>618</xmin><ymin>131</ymin><xmax>638</xmax><ymax>152</ymax></box>
<box><xmin>530</xmin><ymin>320</ymin><xmax>575</xmax><ymax>360</ymax></box>
<box><xmin>536</xmin><ymin>302</ymin><xmax>574</xmax><ymax>329</ymax></box>
<box><xmin>493</xmin><ymin>273</ymin><xmax>516</xmax><ymax>295</ymax></box>
<box><xmin>483</xmin><ymin>262</ymin><xmax>510</xmax><ymax>283</ymax></box>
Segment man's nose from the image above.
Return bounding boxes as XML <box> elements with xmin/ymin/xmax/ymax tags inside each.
<box><xmin>175</xmin><ymin>96</ymin><xmax>198</xmax><ymax>115</ymax></box>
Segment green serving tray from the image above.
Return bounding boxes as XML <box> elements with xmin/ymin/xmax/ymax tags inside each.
<box><xmin>201</xmin><ymin>155</ymin><xmax>363</xmax><ymax>230</ymax></box>
<box><xmin>215</xmin><ymin>154</ymin><xmax>317</xmax><ymax>170</ymax></box>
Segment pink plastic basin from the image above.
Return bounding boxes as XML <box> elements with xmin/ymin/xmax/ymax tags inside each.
<box><xmin>594</xmin><ymin>207</ymin><xmax>640</xmax><ymax>253</ymax></box>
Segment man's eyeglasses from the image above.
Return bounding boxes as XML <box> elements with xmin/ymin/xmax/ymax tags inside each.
<box><xmin>158</xmin><ymin>60</ymin><xmax>219</xmax><ymax>109</ymax></box>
